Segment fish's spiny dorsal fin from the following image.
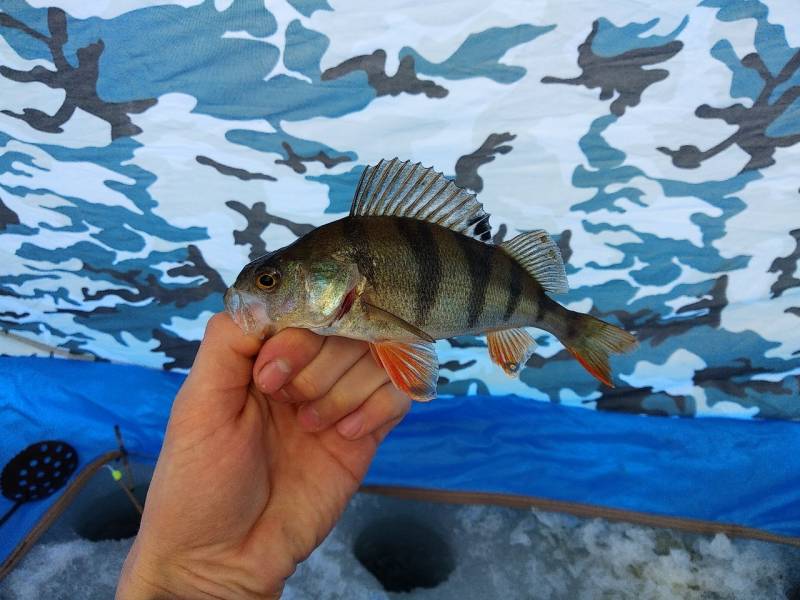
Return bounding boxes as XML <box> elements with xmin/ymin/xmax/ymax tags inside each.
<box><xmin>350</xmin><ymin>158</ymin><xmax>493</xmax><ymax>242</ymax></box>
<box><xmin>501</xmin><ymin>230</ymin><xmax>569</xmax><ymax>294</ymax></box>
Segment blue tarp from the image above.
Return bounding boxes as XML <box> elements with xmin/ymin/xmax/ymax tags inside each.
<box><xmin>2</xmin><ymin>355</ymin><xmax>798</xmax><ymax>569</ymax></box>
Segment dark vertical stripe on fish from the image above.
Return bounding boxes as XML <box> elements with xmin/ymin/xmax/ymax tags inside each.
<box><xmin>504</xmin><ymin>260</ymin><xmax>524</xmax><ymax>322</ymax></box>
<box><xmin>396</xmin><ymin>219</ymin><xmax>440</xmax><ymax>325</ymax></box>
<box><xmin>453</xmin><ymin>231</ymin><xmax>492</xmax><ymax>329</ymax></box>
<box><xmin>342</xmin><ymin>217</ymin><xmax>375</xmax><ymax>281</ymax></box>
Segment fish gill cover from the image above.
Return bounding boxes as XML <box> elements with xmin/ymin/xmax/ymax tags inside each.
<box><xmin>0</xmin><ymin>0</ymin><xmax>797</xmax><ymax>419</ymax></box>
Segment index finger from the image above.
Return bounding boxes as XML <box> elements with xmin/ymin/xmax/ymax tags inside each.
<box><xmin>171</xmin><ymin>312</ymin><xmax>264</xmax><ymax>423</ymax></box>
<box><xmin>253</xmin><ymin>328</ymin><xmax>325</xmax><ymax>396</ymax></box>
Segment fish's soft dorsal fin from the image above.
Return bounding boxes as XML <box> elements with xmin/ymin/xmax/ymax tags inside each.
<box><xmin>487</xmin><ymin>328</ymin><xmax>537</xmax><ymax>376</ymax></box>
<box><xmin>350</xmin><ymin>158</ymin><xmax>493</xmax><ymax>242</ymax></box>
<box><xmin>501</xmin><ymin>230</ymin><xmax>568</xmax><ymax>294</ymax></box>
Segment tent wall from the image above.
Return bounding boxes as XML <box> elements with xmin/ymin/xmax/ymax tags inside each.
<box><xmin>1</xmin><ymin>0</ymin><xmax>799</xmax><ymax>575</ymax></box>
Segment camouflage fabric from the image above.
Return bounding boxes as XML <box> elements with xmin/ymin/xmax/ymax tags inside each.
<box><xmin>0</xmin><ymin>0</ymin><xmax>798</xmax><ymax>419</ymax></box>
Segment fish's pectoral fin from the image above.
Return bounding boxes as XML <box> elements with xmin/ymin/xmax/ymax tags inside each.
<box><xmin>486</xmin><ymin>328</ymin><xmax>537</xmax><ymax>377</ymax></box>
<box><xmin>362</xmin><ymin>301</ymin><xmax>435</xmax><ymax>342</ymax></box>
<box><xmin>370</xmin><ymin>340</ymin><xmax>439</xmax><ymax>402</ymax></box>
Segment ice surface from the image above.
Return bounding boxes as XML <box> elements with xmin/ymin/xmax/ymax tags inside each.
<box><xmin>2</xmin><ymin>493</ymin><xmax>799</xmax><ymax>600</ymax></box>
<box><xmin>0</xmin><ymin>538</ymin><xmax>130</xmax><ymax>600</ymax></box>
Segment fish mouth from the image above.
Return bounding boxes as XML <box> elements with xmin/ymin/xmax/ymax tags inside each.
<box><xmin>224</xmin><ymin>288</ymin><xmax>271</xmax><ymax>337</ymax></box>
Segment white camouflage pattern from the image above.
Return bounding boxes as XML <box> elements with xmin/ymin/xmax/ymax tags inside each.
<box><xmin>1</xmin><ymin>0</ymin><xmax>799</xmax><ymax>418</ymax></box>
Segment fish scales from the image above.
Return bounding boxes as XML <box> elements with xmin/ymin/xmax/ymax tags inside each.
<box><xmin>504</xmin><ymin>260</ymin><xmax>525</xmax><ymax>323</ymax></box>
<box><xmin>338</xmin><ymin>216</ymin><xmax>540</xmax><ymax>338</ymax></box>
<box><xmin>393</xmin><ymin>218</ymin><xmax>441</xmax><ymax>327</ymax></box>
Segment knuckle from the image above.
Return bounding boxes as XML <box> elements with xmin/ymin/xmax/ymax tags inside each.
<box><xmin>283</xmin><ymin>328</ymin><xmax>324</xmax><ymax>362</ymax></box>
<box><xmin>325</xmin><ymin>388</ymin><xmax>361</xmax><ymax>419</ymax></box>
<box><xmin>374</xmin><ymin>383</ymin><xmax>411</xmax><ymax>419</ymax></box>
<box><xmin>386</xmin><ymin>382</ymin><xmax>412</xmax><ymax>409</ymax></box>
<box><xmin>205</xmin><ymin>312</ymin><xmax>229</xmax><ymax>336</ymax></box>
<box><xmin>290</xmin><ymin>370</ymin><xmax>322</xmax><ymax>400</ymax></box>
<box><xmin>259</xmin><ymin>328</ymin><xmax>322</xmax><ymax>373</ymax></box>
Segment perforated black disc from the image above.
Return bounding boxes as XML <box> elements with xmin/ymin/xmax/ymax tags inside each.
<box><xmin>1</xmin><ymin>440</ymin><xmax>78</xmax><ymax>503</ymax></box>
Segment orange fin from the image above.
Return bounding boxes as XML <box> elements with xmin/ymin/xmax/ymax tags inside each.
<box><xmin>562</xmin><ymin>313</ymin><xmax>638</xmax><ymax>387</ymax></box>
<box><xmin>370</xmin><ymin>340</ymin><xmax>439</xmax><ymax>402</ymax></box>
<box><xmin>487</xmin><ymin>328</ymin><xmax>537</xmax><ymax>377</ymax></box>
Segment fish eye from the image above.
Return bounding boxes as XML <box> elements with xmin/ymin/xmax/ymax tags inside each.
<box><xmin>256</xmin><ymin>269</ymin><xmax>280</xmax><ymax>291</ymax></box>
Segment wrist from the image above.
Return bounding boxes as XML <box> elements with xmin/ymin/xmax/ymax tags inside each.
<box><xmin>116</xmin><ymin>539</ymin><xmax>283</xmax><ymax>600</ymax></box>
<box><xmin>116</xmin><ymin>539</ymin><xmax>176</xmax><ymax>600</ymax></box>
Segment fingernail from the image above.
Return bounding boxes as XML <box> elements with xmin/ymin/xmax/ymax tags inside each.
<box><xmin>337</xmin><ymin>413</ymin><xmax>363</xmax><ymax>439</ymax></box>
<box><xmin>258</xmin><ymin>359</ymin><xmax>291</xmax><ymax>394</ymax></box>
<box><xmin>298</xmin><ymin>405</ymin><xmax>321</xmax><ymax>431</ymax></box>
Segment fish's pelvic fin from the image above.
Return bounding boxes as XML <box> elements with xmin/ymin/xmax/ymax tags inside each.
<box><xmin>351</xmin><ymin>158</ymin><xmax>492</xmax><ymax>242</ymax></box>
<box><xmin>370</xmin><ymin>340</ymin><xmax>439</xmax><ymax>402</ymax></box>
<box><xmin>501</xmin><ymin>231</ymin><xmax>568</xmax><ymax>294</ymax></box>
<box><xmin>487</xmin><ymin>328</ymin><xmax>537</xmax><ymax>377</ymax></box>
<box><xmin>561</xmin><ymin>312</ymin><xmax>638</xmax><ymax>387</ymax></box>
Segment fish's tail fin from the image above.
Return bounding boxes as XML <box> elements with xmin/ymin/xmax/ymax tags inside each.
<box><xmin>560</xmin><ymin>311</ymin><xmax>638</xmax><ymax>387</ymax></box>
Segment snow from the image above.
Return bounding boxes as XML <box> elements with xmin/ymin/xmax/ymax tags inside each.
<box><xmin>2</xmin><ymin>493</ymin><xmax>798</xmax><ymax>599</ymax></box>
<box><xmin>0</xmin><ymin>539</ymin><xmax>129</xmax><ymax>600</ymax></box>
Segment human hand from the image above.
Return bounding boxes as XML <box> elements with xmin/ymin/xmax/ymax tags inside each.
<box><xmin>116</xmin><ymin>313</ymin><xmax>411</xmax><ymax>599</ymax></box>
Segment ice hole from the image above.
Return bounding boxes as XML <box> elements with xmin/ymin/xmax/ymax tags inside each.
<box><xmin>353</xmin><ymin>516</ymin><xmax>454</xmax><ymax>592</ymax></box>
<box><xmin>75</xmin><ymin>484</ymin><xmax>148</xmax><ymax>542</ymax></box>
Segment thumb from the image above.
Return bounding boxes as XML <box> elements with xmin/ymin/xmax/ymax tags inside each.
<box><xmin>172</xmin><ymin>312</ymin><xmax>264</xmax><ymax>424</ymax></box>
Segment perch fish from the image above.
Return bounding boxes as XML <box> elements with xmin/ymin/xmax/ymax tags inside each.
<box><xmin>224</xmin><ymin>159</ymin><xmax>637</xmax><ymax>401</ymax></box>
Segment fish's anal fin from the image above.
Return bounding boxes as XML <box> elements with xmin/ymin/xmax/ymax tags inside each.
<box><xmin>370</xmin><ymin>340</ymin><xmax>439</xmax><ymax>402</ymax></box>
<box><xmin>351</xmin><ymin>158</ymin><xmax>492</xmax><ymax>242</ymax></box>
<box><xmin>501</xmin><ymin>230</ymin><xmax>568</xmax><ymax>294</ymax></box>
<box><xmin>486</xmin><ymin>328</ymin><xmax>537</xmax><ymax>377</ymax></box>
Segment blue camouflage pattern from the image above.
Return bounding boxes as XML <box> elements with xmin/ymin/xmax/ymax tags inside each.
<box><xmin>1</xmin><ymin>0</ymin><xmax>799</xmax><ymax>419</ymax></box>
